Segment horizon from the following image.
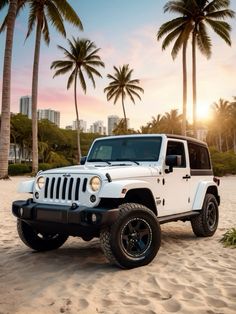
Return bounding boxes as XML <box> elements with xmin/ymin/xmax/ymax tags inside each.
<box><xmin>0</xmin><ymin>0</ymin><xmax>236</xmax><ymax>130</ymax></box>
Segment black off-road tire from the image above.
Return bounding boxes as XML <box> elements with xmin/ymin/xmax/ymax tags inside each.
<box><xmin>191</xmin><ymin>193</ymin><xmax>219</xmax><ymax>237</ymax></box>
<box><xmin>100</xmin><ymin>203</ymin><xmax>161</xmax><ymax>269</ymax></box>
<box><xmin>17</xmin><ymin>219</ymin><xmax>68</xmax><ymax>251</ymax></box>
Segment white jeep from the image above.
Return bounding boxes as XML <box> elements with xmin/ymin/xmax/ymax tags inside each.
<box><xmin>12</xmin><ymin>134</ymin><xmax>220</xmax><ymax>269</ymax></box>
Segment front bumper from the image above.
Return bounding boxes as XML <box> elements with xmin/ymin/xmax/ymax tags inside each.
<box><xmin>12</xmin><ymin>199</ymin><xmax>119</xmax><ymax>236</ymax></box>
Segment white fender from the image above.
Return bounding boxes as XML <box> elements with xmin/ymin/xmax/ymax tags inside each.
<box><xmin>192</xmin><ymin>181</ymin><xmax>218</xmax><ymax>210</ymax></box>
<box><xmin>18</xmin><ymin>180</ymin><xmax>34</xmax><ymax>193</ymax></box>
<box><xmin>99</xmin><ymin>180</ymin><xmax>153</xmax><ymax>198</ymax></box>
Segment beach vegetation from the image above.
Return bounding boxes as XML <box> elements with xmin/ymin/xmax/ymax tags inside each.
<box><xmin>220</xmin><ymin>228</ymin><xmax>236</xmax><ymax>248</ymax></box>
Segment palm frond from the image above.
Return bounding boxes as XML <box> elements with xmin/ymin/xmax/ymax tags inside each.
<box><xmin>25</xmin><ymin>1</ymin><xmax>38</xmax><ymax>40</ymax></box>
<box><xmin>0</xmin><ymin>14</ymin><xmax>7</xmax><ymax>33</ymax></box>
<box><xmin>157</xmin><ymin>18</ymin><xmax>186</xmax><ymax>40</ymax></box>
<box><xmin>53</xmin><ymin>0</ymin><xmax>83</xmax><ymax>30</ymax></box>
<box><xmin>204</xmin><ymin>0</ymin><xmax>230</xmax><ymax>13</ymax></box>
<box><xmin>196</xmin><ymin>22</ymin><xmax>212</xmax><ymax>58</ymax></box>
<box><xmin>67</xmin><ymin>68</ymin><xmax>76</xmax><ymax>90</ymax></box>
<box><xmin>205</xmin><ymin>19</ymin><xmax>232</xmax><ymax>45</ymax></box>
<box><xmin>206</xmin><ymin>9</ymin><xmax>235</xmax><ymax>19</ymax></box>
<box><xmin>42</xmin><ymin>15</ymin><xmax>50</xmax><ymax>45</ymax></box>
<box><xmin>45</xmin><ymin>1</ymin><xmax>66</xmax><ymax>37</ymax></box>
<box><xmin>78</xmin><ymin>69</ymin><xmax>87</xmax><ymax>94</ymax></box>
<box><xmin>52</xmin><ymin>64</ymin><xmax>73</xmax><ymax>78</ymax></box>
<box><xmin>0</xmin><ymin>0</ymin><xmax>8</xmax><ymax>10</ymax></box>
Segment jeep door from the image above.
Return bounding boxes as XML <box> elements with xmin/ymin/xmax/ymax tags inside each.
<box><xmin>159</xmin><ymin>140</ymin><xmax>191</xmax><ymax>216</ymax></box>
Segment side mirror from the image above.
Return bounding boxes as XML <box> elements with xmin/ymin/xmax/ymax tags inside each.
<box><xmin>80</xmin><ymin>156</ymin><xmax>87</xmax><ymax>165</ymax></box>
<box><xmin>165</xmin><ymin>155</ymin><xmax>182</xmax><ymax>173</ymax></box>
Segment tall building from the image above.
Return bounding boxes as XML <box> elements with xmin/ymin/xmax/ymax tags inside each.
<box><xmin>37</xmin><ymin>109</ymin><xmax>60</xmax><ymax>127</ymax></box>
<box><xmin>72</xmin><ymin>119</ymin><xmax>87</xmax><ymax>132</ymax></box>
<box><xmin>107</xmin><ymin>115</ymin><xmax>120</xmax><ymax>135</ymax></box>
<box><xmin>19</xmin><ymin>96</ymin><xmax>32</xmax><ymax>118</ymax></box>
<box><xmin>90</xmin><ymin>120</ymin><xmax>106</xmax><ymax>135</ymax></box>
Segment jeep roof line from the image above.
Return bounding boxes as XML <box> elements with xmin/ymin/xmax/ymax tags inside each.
<box><xmin>12</xmin><ymin>134</ymin><xmax>220</xmax><ymax>269</ymax></box>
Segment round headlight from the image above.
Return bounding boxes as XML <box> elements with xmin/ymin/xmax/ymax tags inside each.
<box><xmin>89</xmin><ymin>176</ymin><xmax>101</xmax><ymax>192</ymax></box>
<box><xmin>36</xmin><ymin>176</ymin><xmax>45</xmax><ymax>190</ymax></box>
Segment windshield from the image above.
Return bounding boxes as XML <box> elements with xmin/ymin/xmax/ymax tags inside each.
<box><xmin>87</xmin><ymin>137</ymin><xmax>162</xmax><ymax>163</ymax></box>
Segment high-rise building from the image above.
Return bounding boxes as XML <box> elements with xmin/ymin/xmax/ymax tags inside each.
<box><xmin>37</xmin><ymin>109</ymin><xmax>60</xmax><ymax>127</ymax></box>
<box><xmin>90</xmin><ymin>120</ymin><xmax>106</xmax><ymax>135</ymax></box>
<box><xmin>72</xmin><ymin>120</ymin><xmax>87</xmax><ymax>132</ymax></box>
<box><xmin>19</xmin><ymin>96</ymin><xmax>32</xmax><ymax>118</ymax></box>
<box><xmin>107</xmin><ymin>115</ymin><xmax>120</xmax><ymax>135</ymax></box>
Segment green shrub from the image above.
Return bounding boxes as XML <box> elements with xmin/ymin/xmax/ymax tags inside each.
<box><xmin>210</xmin><ymin>148</ymin><xmax>236</xmax><ymax>176</ymax></box>
<box><xmin>9</xmin><ymin>164</ymin><xmax>31</xmax><ymax>176</ymax></box>
<box><xmin>220</xmin><ymin>228</ymin><xmax>236</xmax><ymax>248</ymax></box>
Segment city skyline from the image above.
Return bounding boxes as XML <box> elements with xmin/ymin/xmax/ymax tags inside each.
<box><xmin>0</xmin><ymin>0</ymin><xmax>236</xmax><ymax>129</ymax></box>
<box><xmin>18</xmin><ymin>94</ymin><xmax>119</xmax><ymax>134</ymax></box>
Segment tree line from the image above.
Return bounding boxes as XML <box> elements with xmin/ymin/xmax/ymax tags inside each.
<box><xmin>0</xmin><ymin>0</ymin><xmax>235</xmax><ymax>178</ymax></box>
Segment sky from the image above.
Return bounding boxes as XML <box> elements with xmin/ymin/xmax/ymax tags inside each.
<box><xmin>0</xmin><ymin>0</ymin><xmax>236</xmax><ymax>130</ymax></box>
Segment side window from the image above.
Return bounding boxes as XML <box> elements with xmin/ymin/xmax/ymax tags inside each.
<box><xmin>188</xmin><ymin>143</ymin><xmax>211</xmax><ymax>169</ymax></box>
<box><xmin>166</xmin><ymin>141</ymin><xmax>186</xmax><ymax>167</ymax></box>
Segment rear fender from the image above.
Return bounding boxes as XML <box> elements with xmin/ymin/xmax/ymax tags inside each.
<box><xmin>192</xmin><ymin>181</ymin><xmax>219</xmax><ymax>210</ymax></box>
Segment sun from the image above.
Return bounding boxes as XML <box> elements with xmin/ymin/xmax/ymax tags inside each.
<box><xmin>196</xmin><ymin>102</ymin><xmax>212</xmax><ymax>122</ymax></box>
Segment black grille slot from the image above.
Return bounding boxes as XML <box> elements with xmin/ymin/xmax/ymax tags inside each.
<box><xmin>56</xmin><ymin>177</ymin><xmax>61</xmax><ymax>199</ymax></box>
<box><xmin>62</xmin><ymin>178</ymin><xmax>68</xmax><ymax>200</ymax></box>
<box><xmin>45</xmin><ymin>177</ymin><xmax>49</xmax><ymax>198</ymax></box>
<box><xmin>50</xmin><ymin>177</ymin><xmax>55</xmax><ymax>199</ymax></box>
<box><xmin>82</xmin><ymin>178</ymin><xmax>87</xmax><ymax>192</ymax></box>
<box><xmin>75</xmin><ymin>178</ymin><xmax>80</xmax><ymax>201</ymax></box>
<box><xmin>68</xmin><ymin>178</ymin><xmax>74</xmax><ymax>200</ymax></box>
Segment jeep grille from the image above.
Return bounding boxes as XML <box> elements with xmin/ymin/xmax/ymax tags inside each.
<box><xmin>42</xmin><ymin>175</ymin><xmax>87</xmax><ymax>203</ymax></box>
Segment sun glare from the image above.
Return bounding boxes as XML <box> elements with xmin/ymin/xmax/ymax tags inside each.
<box><xmin>197</xmin><ymin>102</ymin><xmax>212</xmax><ymax>122</ymax></box>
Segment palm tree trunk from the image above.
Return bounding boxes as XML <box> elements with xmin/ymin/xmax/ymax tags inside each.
<box><xmin>121</xmin><ymin>92</ymin><xmax>127</xmax><ymax>132</ymax></box>
<box><xmin>0</xmin><ymin>0</ymin><xmax>17</xmax><ymax>179</ymax></box>
<box><xmin>192</xmin><ymin>31</ymin><xmax>197</xmax><ymax>138</ymax></box>
<box><xmin>182</xmin><ymin>40</ymin><xmax>187</xmax><ymax>136</ymax></box>
<box><xmin>74</xmin><ymin>71</ymin><xmax>81</xmax><ymax>163</ymax></box>
<box><xmin>31</xmin><ymin>19</ymin><xmax>42</xmax><ymax>175</ymax></box>
<box><xmin>234</xmin><ymin>130</ymin><xmax>236</xmax><ymax>154</ymax></box>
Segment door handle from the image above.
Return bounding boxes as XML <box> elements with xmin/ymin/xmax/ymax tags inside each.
<box><xmin>182</xmin><ymin>175</ymin><xmax>191</xmax><ymax>180</ymax></box>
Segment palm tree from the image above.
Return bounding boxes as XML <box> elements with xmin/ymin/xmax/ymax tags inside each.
<box><xmin>157</xmin><ymin>0</ymin><xmax>194</xmax><ymax>137</ymax></box>
<box><xmin>104</xmin><ymin>64</ymin><xmax>144</xmax><ymax>132</ymax></box>
<box><xmin>162</xmin><ymin>109</ymin><xmax>182</xmax><ymax>134</ymax></box>
<box><xmin>51</xmin><ymin>37</ymin><xmax>104</xmax><ymax>162</ymax></box>
<box><xmin>26</xmin><ymin>0</ymin><xmax>83</xmax><ymax>174</ymax></box>
<box><xmin>189</xmin><ymin>0</ymin><xmax>234</xmax><ymax>137</ymax></box>
<box><xmin>230</xmin><ymin>97</ymin><xmax>236</xmax><ymax>153</ymax></box>
<box><xmin>0</xmin><ymin>0</ymin><xmax>26</xmax><ymax>179</ymax></box>
<box><xmin>212</xmin><ymin>99</ymin><xmax>231</xmax><ymax>152</ymax></box>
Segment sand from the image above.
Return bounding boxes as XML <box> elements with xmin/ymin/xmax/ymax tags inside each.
<box><xmin>0</xmin><ymin>176</ymin><xmax>236</xmax><ymax>314</ymax></box>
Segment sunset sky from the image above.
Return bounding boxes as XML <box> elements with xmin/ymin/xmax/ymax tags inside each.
<box><xmin>0</xmin><ymin>0</ymin><xmax>236</xmax><ymax>130</ymax></box>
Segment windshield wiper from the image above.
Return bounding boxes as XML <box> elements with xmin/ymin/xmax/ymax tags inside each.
<box><xmin>88</xmin><ymin>159</ymin><xmax>111</xmax><ymax>165</ymax></box>
<box><xmin>113</xmin><ymin>160</ymin><xmax>140</xmax><ymax>165</ymax></box>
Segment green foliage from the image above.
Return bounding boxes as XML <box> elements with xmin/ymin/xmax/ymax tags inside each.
<box><xmin>220</xmin><ymin>228</ymin><xmax>236</xmax><ymax>248</ymax></box>
<box><xmin>209</xmin><ymin>148</ymin><xmax>236</xmax><ymax>176</ymax></box>
<box><xmin>9</xmin><ymin>164</ymin><xmax>31</xmax><ymax>176</ymax></box>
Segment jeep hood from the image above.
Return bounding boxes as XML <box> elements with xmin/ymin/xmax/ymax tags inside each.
<box><xmin>41</xmin><ymin>164</ymin><xmax>161</xmax><ymax>180</ymax></box>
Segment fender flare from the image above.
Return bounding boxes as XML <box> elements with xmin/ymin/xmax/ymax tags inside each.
<box><xmin>192</xmin><ymin>181</ymin><xmax>219</xmax><ymax>210</ymax></box>
<box><xmin>99</xmin><ymin>179</ymin><xmax>153</xmax><ymax>199</ymax></box>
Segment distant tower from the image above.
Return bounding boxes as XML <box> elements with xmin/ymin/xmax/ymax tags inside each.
<box><xmin>37</xmin><ymin>109</ymin><xmax>60</xmax><ymax>127</ymax></box>
<box><xmin>72</xmin><ymin>119</ymin><xmax>87</xmax><ymax>132</ymax></box>
<box><xmin>108</xmin><ymin>115</ymin><xmax>120</xmax><ymax>135</ymax></box>
<box><xmin>19</xmin><ymin>96</ymin><xmax>32</xmax><ymax>118</ymax></box>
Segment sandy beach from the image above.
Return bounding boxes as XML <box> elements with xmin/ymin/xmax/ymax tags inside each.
<box><xmin>0</xmin><ymin>176</ymin><xmax>236</xmax><ymax>314</ymax></box>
